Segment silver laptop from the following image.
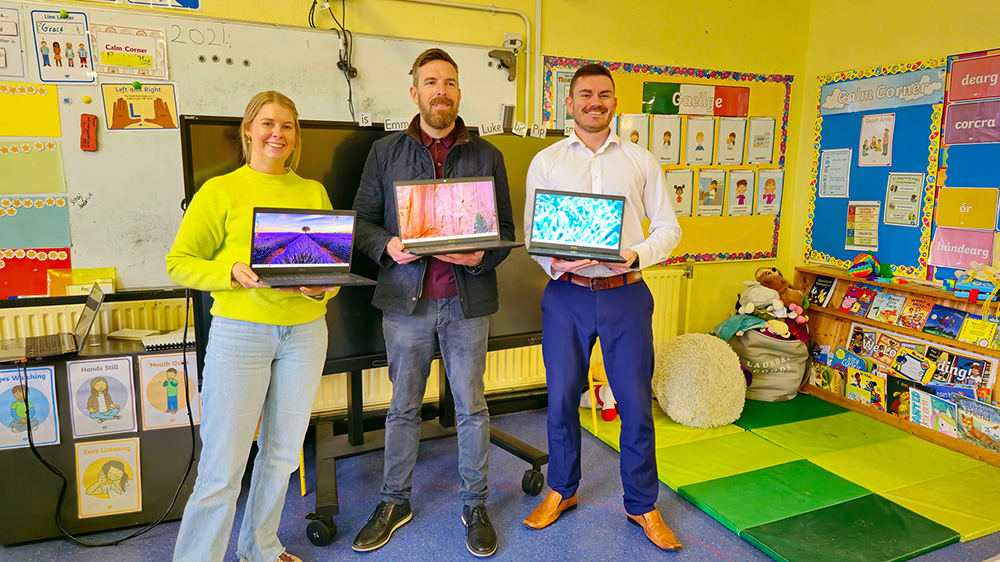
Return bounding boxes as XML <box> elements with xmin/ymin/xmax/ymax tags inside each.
<box><xmin>0</xmin><ymin>282</ymin><xmax>105</xmax><ymax>363</ymax></box>
<box><xmin>250</xmin><ymin>208</ymin><xmax>375</xmax><ymax>288</ymax></box>
<box><xmin>527</xmin><ymin>189</ymin><xmax>628</xmax><ymax>263</ymax></box>
<box><xmin>393</xmin><ymin>176</ymin><xmax>521</xmax><ymax>256</ymax></box>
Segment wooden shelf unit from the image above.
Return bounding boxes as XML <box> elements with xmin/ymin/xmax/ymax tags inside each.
<box><xmin>795</xmin><ymin>265</ymin><xmax>1000</xmax><ymax>468</ymax></box>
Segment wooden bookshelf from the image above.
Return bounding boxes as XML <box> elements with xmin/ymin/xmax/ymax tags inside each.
<box><xmin>796</xmin><ymin>265</ymin><xmax>1000</xmax><ymax>468</ymax></box>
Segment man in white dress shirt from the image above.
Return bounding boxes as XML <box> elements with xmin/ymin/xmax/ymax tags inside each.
<box><xmin>521</xmin><ymin>64</ymin><xmax>683</xmax><ymax>551</ymax></box>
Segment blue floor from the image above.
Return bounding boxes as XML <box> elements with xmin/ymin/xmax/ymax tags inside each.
<box><xmin>3</xmin><ymin>408</ymin><xmax>999</xmax><ymax>561</ymax></box>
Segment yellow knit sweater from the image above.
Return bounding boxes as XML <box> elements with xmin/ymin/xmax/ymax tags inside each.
<box><xmin>166</xmin><ymin>165</ymin><xmax>338</xmax><ymax>325</ymax></box>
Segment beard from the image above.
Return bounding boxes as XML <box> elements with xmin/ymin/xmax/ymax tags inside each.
<box><xmin>420</xmin><ymin>96</ymin><xmax>459</xmax><ymax>130</ymax></box>
<box><xmin>572</xmin><ymin>105</ymin><xmax>613</xmax><ymax>133</ymax></box>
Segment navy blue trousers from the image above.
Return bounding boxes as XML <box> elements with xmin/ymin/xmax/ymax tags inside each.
<box><xmin>541</xmin><ymin>277</ymin><xmax>658</xmax><ymax>516</ymax></box>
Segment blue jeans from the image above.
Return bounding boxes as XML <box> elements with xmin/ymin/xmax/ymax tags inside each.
<box><xmin>381</xmin><ymin>296</ymin><xmax>490</xmax><ymax>507</ymax></box>
<box><xmin>173</xmin><ymin>316</ymin><xmax>327</xmax><ymax>562</ymax></box>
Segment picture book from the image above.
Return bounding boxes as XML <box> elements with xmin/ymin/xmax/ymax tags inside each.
<box><xmin>896</xmin><ymin>294</ymin><xmax>937</xmax><ymax>331</ymax></box>
<box><xmin>866</xmin><ymin>292</ymin><xmax>907</xmax><ymax>325</ymax></box>
<box><xmin>76</xmin><ymin>437</ymin><xmax>142</xmax><ymax>518</ymax></box>
<box><xmin>138</xmin><ymin>353</ymin><xmax>201</xmax><ymax>431</ymax></box>
<box><xmin>957</xmin><ymin>315</ymin><xmax>998</xmax><ymax>348</ymax></box>
<box><xmin>922</xmin><ymin>304</ymin><xmax>967</xmax><ymax>339</ymax></box>
<box><xmin>846</xmin><ymin>368</ymin><xmax>887</xmax><ymax>411</ymax></box>
<box><xmin>839</xmin><ymin>285</ymin><xmax>877</xmax><ymax>317</ymax></box>
<box><xmin>926</xmin><ymin>383</ymin><xmax>977</xmax><ymax>403</ymax></box>
<box><xmin>848</xmin><ymin>325</ymin><xmax>877</xmax><ymax>356</ymax></box>
<box><xmin>809</xmin><ymin>363</ymin><xmax>845</xmax><ymax>395</ymax></box>
<box><xmin>949</xmin><ymin>355</ymin><xmax>989</xmax><ymax>388</ymax></box>
<box><xmin>887</xmin><ymin>375</ymin><xmax>932</xmax><ymax>419</ymax></box>
<box><xmin>909</xmin><ymin>388</ymin><xmax>958</xmax><ymax>437</ymax></box>
<box><xmin>954</xmin><ymin>395</ymin><xmax>1000</xmax><ymax>453</ymax></box>
<box><xmin>67</xmin><ymin>357</ymin><xmax>137</xmax><ymax>439</ymax></box>
<box><xmin>870</xmin><ymin>332</ymin><xmax>903</xmax><ymax>367</ymax></box>
<box><xmin>830</xmin><ymin>347</ymin><xmax>872</xmax><ymax>373</ymax></box>
<box><xmin>888</xmin><ymin>348</ymin><xmax>935</xmax><ymax>383</ymax></box>
<box><xmin>808</xmin><ymin>275</ymin><xmax>837</xmax><ymax>307</ymax></box>
<box><xmin>0</xmin><ymin>366</ymin><xmax>60</xmax><ymax>450</ymax></box>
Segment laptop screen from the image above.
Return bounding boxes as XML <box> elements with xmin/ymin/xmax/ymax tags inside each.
<box><xmin>251</xmin><ymin>210</ymin><xmax>355</xmax><ymax>269</ymax></box>
<box><xmin>73</xmin><ymin>283</ymin><xmax>105</xmax><ymax>347</ymax></box>
<box><xmin>394</xmin><ymin>177</ymin><xmax>499</xmax><ymax>244</ymax></box>
<box><xmin>531</xmin><ymin>190</ymin><xmax>625</xmax><ymax>251</ymax></box>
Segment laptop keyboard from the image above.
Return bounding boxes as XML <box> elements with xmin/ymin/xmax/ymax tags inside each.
<box><xmin>262</xmin><ymin>273</ymin><xmax>358</xmax><ymax>285</ymax></box>
<box><xmin>25</xmin><ymin>334</ymin><xmax>64</xmax><ymax>357</ymax></box>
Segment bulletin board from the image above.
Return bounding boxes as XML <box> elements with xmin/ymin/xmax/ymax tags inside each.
<box><xmin>803</xmin><ymin>58</ymin><xmax>947</xmax><ymax>279</ymax></box>
<box><xmin>0</xmin><ymin>0</ymin><xmax>516</xmax><ymax>294</ymax></box>
<box><xmin>542</xmin><ymin>55</ymin><xmax>794</xmax><ymax>265</ymax></box>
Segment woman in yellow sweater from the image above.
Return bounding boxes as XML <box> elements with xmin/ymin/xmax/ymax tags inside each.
<box><xmin>167</xmin><ymin>91</ymin><xmax>337</xmax><ymax>562</ymax></box>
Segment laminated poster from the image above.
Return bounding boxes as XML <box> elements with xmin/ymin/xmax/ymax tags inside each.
<box><xmin>883</xmin><ymin>173</ymin><xmax>924</xmax><ymax>227</ymax></box>
<box><xmin>756</xmin><ymin>169</ymin><xmax>784</xmax><ymax>215</ymax></box>
<box><xmin>100</xmin><ymin>82</ymin><xmax>178</xmax><ymax>130</ymax></box>
<box><xmin>0</xmin><ymin>5</ymin><xmax>26</xmax><ymax>78</ymax></box>
<box><xmin>0</xmin><ymin>366</ymin><xmax>59</xmax><ymax>450</ymax></box>
<box><xmin>552</xmin><ymin>70</ymin><xmax>573</xmax><ymax>130</ymax></box>
<box><xmin>138</xmin><ymin>352</ymin><xmax>200</xmax><ymax>430</ymax></box>
<box><xmin>727</xmin><ymin>170</ymin><xmax>754</xmax><ymax>216</ymax></box>
<box><xmin>858</xmin><ymin>113</ymin><xmax>894</xmax><ymax>167</ymax></box>
<box><xmin>685</xmin><ymin>116</ymin><xmax>714</xmax><ymax>165</ymax></box>
<box><xmin>76</xmin><ymin>437</ymin><xmax>142</xmax><ymax>518</ymax></box>
<box><xmin>650</xmin><ymin>114</ymin><xmax>680</xmax><ymax>165</ymax></box>
<box><xmin>89</xmin><ymin>23</ymin><xmax>168</xmax><ymax>79</ymax></box>
<box><xmin>845</xmin><ymin>200</ymin><xmax>879</xmax><ymax>251</ymax></box>
<box><xmin>68</xmin><ymin>357</ymin><xmax>137</xmax><ymax>438</ymax></box>
<box><xmin>715</xmin><ymin>117</ymin><xmax>746</xmax><ymax>166</ymax></box>
<box><xmin>696</xmin><ymin>169</ymin><xmax>725</xmax><ymax>217</ymax></box>
<box><xmin>618</xmin><ymin>113</ymin><xmax>649</xmax><ymax>150</ymax></box>
<box><xmin>817</xmin><ymin>148</ymin><xmax>851</xmax><ymax>198</ymax></box>
<box><xmin>665</xmin><ymin>169</ymin><xmax>693</xmax><ymax>218</ymax></box>
<box><xmin>747</xmin><ymin>117</ymin><xmax>775</xmax><ymax>165</ymax></box>
<box><xmin>30</xmin><ymin>10</ymin><xmax>95</xmax><ymax>83</ymax></box>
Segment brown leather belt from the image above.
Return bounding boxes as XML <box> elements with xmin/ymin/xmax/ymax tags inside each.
<box><xmin>558</xmin><ymin>271</ymin><xmax>642</xmax><ymax>291</ymax></box>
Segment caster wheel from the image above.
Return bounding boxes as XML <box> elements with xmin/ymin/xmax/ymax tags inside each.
<box><xmin>522</xmin><ymin>469</ymin><xmax>544</xmax><ymax>496</ymax></box>
<box><xmin>306</xmin><ymin>515</ymin><xmax>337</xmax><ymax>546</ymax></box>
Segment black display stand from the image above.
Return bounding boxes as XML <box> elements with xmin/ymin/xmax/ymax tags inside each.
<box><xmin>0</xmin><ymin>337</ymin><xmax>201</xmax><ymax>545</ymax></box>
<box><xmin>304</xmin><ymin>362</ymin><xmax>548</xmax><ymax>546</ymax></box>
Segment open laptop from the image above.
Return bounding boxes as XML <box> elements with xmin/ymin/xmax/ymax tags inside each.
<box><xmin>250</xmin><ymin>208</ymin><xmax>375</xmax><ymax>288</ymax></box>
<box><xmin>527</xmin><ymin>189</ymin><xmax>628</xmax><ymax>263</ymax></box>
<box><xmin>0</xmin><ymin>282</ymin><xmax>105</xmax><ymax>363</ymax></box>
<box><xmin>393</xmin><ymin>177</ymin><xmax>521</xmax><ymax>256</ymax></box>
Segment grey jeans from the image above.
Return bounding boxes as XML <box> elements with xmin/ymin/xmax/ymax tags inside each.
<box><xmin>380</xmin><ymin>295</ymin><xmax>491</xmax><ymax>507</ymax></box>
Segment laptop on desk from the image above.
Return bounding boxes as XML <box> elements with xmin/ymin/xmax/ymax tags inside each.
<box><xmin>250</xmin><ymin>208</ymin><xmax>376</xmax><ymax>288</ymax></box>
<box><xmin>393</xmin><ymin>177</ymin><xmax>521</xmax><ymax>256</ymax></box>
<box><xmin>527</xmin><ymin>189</ymin><xmax>628</xmax><ymax>263</ymax></box>
<box><xmin>0</xmin><ymin>282</ymin><xmax>105</xmax><ymax>363</ymax></box>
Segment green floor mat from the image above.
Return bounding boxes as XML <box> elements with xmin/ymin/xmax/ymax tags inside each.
<box><xmin>677</xmin><ymin>459</ymin><xmax>870</xmax><ymax>534</ymax></box>
<box><xmin>654</xmin><ymin>431</ymin><xmax>801</xmax><ymax>490</ymax></box>
<box><xmin>882</xmin><ymin>464</ymin><xmax>1000</xmax><ymax>541</ymax></box>
<box><xmin>809</xmin><ymin>435</ymin><xmax>984</xmax><ymax>494</ymax></box>
<box><xmin>735</xmin><ymin>393</ymin><xmax>848</xmax><ymax>430</ymax></box>
<box><xmin>579</xmin><ymin>405</ymin><xmax>744</xmax><ymax>451</ymax></box>
<box><xmin>740</xmin><ymin>495</ymin><xmax>959</xmax><ymax>562</ymax></box>
<box><xmin>752</xmin><ymin>411</ymin><xmax>911</xmax><ymax>457</ymax></box>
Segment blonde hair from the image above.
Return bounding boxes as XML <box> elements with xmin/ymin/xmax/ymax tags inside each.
<box><xmin>239</xmin><ymin>91</ymin><xmax>302</xmax><ymax>171</ymax></box>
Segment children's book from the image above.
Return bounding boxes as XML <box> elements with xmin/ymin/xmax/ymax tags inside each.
<box><xmin>896</xmin><ymin>295</ymin><xmax>937</xmax><ymax>331</ymax></box>
<box><xmin>888</xmin><ymin>347</ymin><xmax>935</xmax><ymax>383</ymax></box>
<box><xmin>909</xmin><ymin>388</ymin><xmax>958</xmax><ymax>437</ymax></box>
<box><xmin>866</xmin><ymin>292</ymin><xmax>907</xmax><ymax>325</ymax></box>
<box><xmin>830</xmin><ymin>347</ymin><xmax>872</xmax><ymax>373</ymax></box>
<box><xmin>921</xmin><ymin>304</ymin><xmax>967</xmax><ymax>339</ymax></box>
<box><xmin>926</xmin><ymin>383</ymin><xmax>977</xmax><ymax>403</ymax></box>
<box><xmin>808</xmin><ymin>275</ymin><xmax>837</xmax><ymax>307</ymax></box>
<box><xmin>870</xmin><ymin>332</ymin><xmax>903</xmax><ymax>367</ymax></box>
<box><xmin>839</xmin><ymin>285</ymin><xmax>878</xmax><ymax>317</ymax></box>
<box><xmin>954</xmin><ymin>395</ymin><xmax>1000</xmax><ymax>453</ymax></box>
<box><xmin>887</xmin><ymin>375</ymin><xmax>933</xmax><ymax>419</ymax></box>
<box><xmin>846</xmin><ymin>367</ymin><xmax>887</xmax><ymax>411</ymax></box>
<box><xmin>957</xmin><ymin>315</ymin><xmax>999</xmax><ymax>348</ymax></box>
<box><xmin>809</xmin><ymin>363</ymin><xmax>845</xmax><ymax>395</ymax></box>
<box><xmin>848</xmin><ymin>325</ymin><xmax>877</xmax><ymax>356</ymax></box>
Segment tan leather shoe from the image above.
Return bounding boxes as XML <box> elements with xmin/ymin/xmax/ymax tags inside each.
<box><xmin>627</xmin><ymin>509</ymin><xmax>682</xmax><ymax>550</ymax></box>
<box><xmin>523</xmin><ymin>490</ymin><xmax>578</xmax><ymax>529</ymax></box>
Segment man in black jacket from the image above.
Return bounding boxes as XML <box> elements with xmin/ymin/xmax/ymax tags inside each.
<box><xmin>351</xmin><ymin>48</ymin><xmax>514</xmax><ymax>558</ymax></box>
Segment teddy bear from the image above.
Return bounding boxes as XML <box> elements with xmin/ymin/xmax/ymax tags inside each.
<box><xmin>738</xmin><ymin>281</ymin><xmax>784</xmax><ymax>316</ymax></box>
<box><xmin>755</xmin><ymin>266</ymin><xmax>806</xmax><ymax>309</ymax></box>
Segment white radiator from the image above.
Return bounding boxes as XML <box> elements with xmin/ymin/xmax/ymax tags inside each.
<box><xmin>0</xmin><ymin>268</ymin><xmax>687</xmax><ymax>416</ymax></box>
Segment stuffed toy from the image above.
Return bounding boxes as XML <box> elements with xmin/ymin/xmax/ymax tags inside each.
<box><xmin>580</xmin><ymin>384</ymin><xmax>618</xmax><ymax>421</ymax></box>
<box><xmin>755</xmin><ymin>266</ymin><xmax>805</xmax><ymax>309</ymax></box>
<box><xmin>787</xmin><ymin>303</ymin><xmax>808</xmax><ymax>324</ymax></box>
<box><xmin>764</xmin><ymin>319</ymin><xmax>791</xmax><ymax>339</ymax></box>
<box><xmin>738</xmin><ymin>281</ymin><xmax>783</xmax><ymax>316</ymax></box>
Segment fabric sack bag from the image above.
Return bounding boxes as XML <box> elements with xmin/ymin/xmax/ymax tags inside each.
<box><xmin>728</xmin><ymin>329</ymin><xmax>808</xmax><ymax>402</ymax></box>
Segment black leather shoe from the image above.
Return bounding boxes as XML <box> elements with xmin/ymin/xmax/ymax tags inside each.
<box><xmin>352</xmin><ymin>501</ymin><xmax>412</xmax><ymax>552</ymax></box>
<box><xmin>462</xmin><ymin>504</ymin><xmax>498</xmax><ymax>557</ymax></box>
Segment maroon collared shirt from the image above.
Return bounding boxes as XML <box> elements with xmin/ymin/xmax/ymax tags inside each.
<box><xmin>420</xmin><ymin>127</ymin><xmax>459</xmax><ymax>299</ymax></box>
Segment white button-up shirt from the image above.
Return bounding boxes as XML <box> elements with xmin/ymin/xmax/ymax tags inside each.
<box><xmin>525</xmin><ymin>129</ymin><xmax>682</xmax><ymax>279</ymax></box>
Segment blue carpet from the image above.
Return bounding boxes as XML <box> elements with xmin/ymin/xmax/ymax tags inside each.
<box><xmin>2</xmin><ymin>409</ymin><xmax>998</xmax><ymax>561</ymax></box>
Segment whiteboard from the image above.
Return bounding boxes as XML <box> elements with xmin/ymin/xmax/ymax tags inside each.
<box><xmin>5</xmin><ymin>1</ymin><xmax>516</xmax><ymax>288</ymax></box>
